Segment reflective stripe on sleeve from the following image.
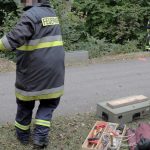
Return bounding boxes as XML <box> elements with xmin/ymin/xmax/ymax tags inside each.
<box><xmin>15</xmin><ymin>121</ymin><xmax>30</xmax><ymax>130</ymax></box>
<box><xmin>0</xmin><ymin>39</ymin><xmax>6</xmax><ymax>51</ymax></box>
<box><xmin>1</xmin><ymin>35</ymin><xmax>12</xmax><ymax>50</ymax></box>
<box><xmin>35</xmin><ymin>119</ymin><xmax>51</xmax><ymax>127</ymax></box>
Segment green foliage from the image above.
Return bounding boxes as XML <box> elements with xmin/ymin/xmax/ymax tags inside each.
<box><xmin>0</xmin><ymin>51</ymin><xmax>16</xmax><ymax>61</ymax></box>
<box><xmin>50</xmin><ymin>0</ymin><xmax>150</xmax><ymax>57</ymax></box>
<box><xmin>51</xmin><ymin>0</ymin><xmax>86</xmax><ymax>51</ymax></box>
<box><xmin>0</xmin><ymin>0</ymin><xmax>19</xmax><ymax>37</ymax></box>
<box><xmin>0</xmin><ymin>0</ymin><xmax>17</xmax><ymax>24</ymax></box>
<box><xmin>0</xmin><ymin>0</ymin><xmax>149</xmax><ymax>60</ymax></box>
<box><xmin>1</xmin><ymin>12</ymin><xmax>19</xmax><ymax>34</ymax></box>
<box><xmin>60</xmin><ymin>12</ymin><xmax>86</xmax><ymax>51</ymax></box>
<box><xmin>0</xmin><ymin>0</ymin><xmax>20</xmax><ymax>60</ymax></box>
<box><xmin>69</xmin><ymin>36</ymin><xmax>140</xmax><ymax>58</ymax></box>
<box><xmin>73</xmin><ymin>0</ymin><xmax>150</xmax><ymax>45</ymax></box>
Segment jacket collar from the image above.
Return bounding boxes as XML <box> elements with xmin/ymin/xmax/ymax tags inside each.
<box><xmin>23</xmin><ymin>3</ymin><xmax>50</xmax><ymax>11</ymax></box>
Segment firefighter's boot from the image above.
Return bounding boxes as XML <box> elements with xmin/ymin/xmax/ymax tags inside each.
<box><xmin>16</xmin><ymin>128</ymin><xmax>30</xmax><ymax>145</ymax></box>
<box><xmin>33</xmin><ymin>136</ymin><xmax>49</xmax><ymax>149</ymax></box>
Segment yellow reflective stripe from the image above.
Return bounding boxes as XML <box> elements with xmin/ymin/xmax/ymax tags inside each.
<box><xmin>15</xmin><ymin>86</ymin><xmax>64</xmax><ymax>97</ymax></box>
<box><xmin>0</xmin><ymin>39</ymin><xmax>6</xmax><ymax>51</ymax></box>
<box><xmin>16</xmin><ymin>90</ymin><xmax>64</xmax><ymax>101</ymax></box>
<box><xmin>35</xmin><ymin>119</ymin><xmax>51</xmax><ymax>127</ymax></box>
<box><xmin>17</xmin><ymin>41</ymin><xmax>63</xmax><ymax>51</ymax></box>
<box><xmin>15</xmin><ymin>121</ymin><xmax>30</xmax><ymax>130</ymax></box>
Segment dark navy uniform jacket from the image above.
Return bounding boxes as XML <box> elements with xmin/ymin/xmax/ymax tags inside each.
<box><xmin>0</xmin><ymin>3</ymin><xmax>65</xmax><ymax>101</ymax></box>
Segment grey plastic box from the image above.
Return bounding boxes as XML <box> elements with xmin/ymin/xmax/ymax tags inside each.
<box><xmin>96</xmin><ymin>100</ymin><xmax>150</xmax><ymax>123</ymax></box>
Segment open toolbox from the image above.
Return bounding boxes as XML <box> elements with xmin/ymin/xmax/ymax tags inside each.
<box><xmin>82</xmin><ymin>121</ymin><xmax>126</xmax><ymax>150</ymax></box>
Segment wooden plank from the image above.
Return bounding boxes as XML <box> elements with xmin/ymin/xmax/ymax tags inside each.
<box><xmin>107</xmin><ymin>95</ymin><xmax>148</xmax><ymax>109</ymax></box>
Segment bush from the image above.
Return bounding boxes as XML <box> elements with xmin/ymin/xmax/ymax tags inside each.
<box><xmin>68</xmin><ymin>36</ymin><xmax>141</xmax><ymax>58</ymax></box>
<box><xmin>51</xmin><ymin>0</ymin><xmax>86</xmax><ymax>51</ymax></box>
<box><xmin>73</xmin><ymin>0</ymin><xmax>150</xmax><ymax>46</ymax></box>
<box><xmin>0</xmin><ymin>0</ymin><xmax>149</xmax><ymax>60</ymax></box>
<box><xmin>0</xmin><ymin>0</ymin><xmax>19</xmax><ymax>60</ymax></box>
<box><xmin>51</xmin><ymin>0</ymin><xmax>149</xmax><ymax>58</ymax></box>
<box><xmin>0</xmin><ymin>0</ymin><xmax>18</xmax><ymax>37</ymax></box>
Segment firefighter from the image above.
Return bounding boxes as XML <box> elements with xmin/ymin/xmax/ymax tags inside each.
<box><xmin>0</xmin><ymin>0</ymin><xmax>65</xmax><ymax>149</ymax></box>
<box><xmin>145</xmin><ymin>20</ymin><xmax>150</xmax><ymax>50</ymax></box>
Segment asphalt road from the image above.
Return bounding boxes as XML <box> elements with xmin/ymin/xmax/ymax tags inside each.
<box><xmin>1</xmin><ymin>57</ymin><xmax>150</xmax><ymax>124</ymax></box>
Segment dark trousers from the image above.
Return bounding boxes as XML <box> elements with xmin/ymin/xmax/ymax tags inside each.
<box><xmin>15</xmin><ymin>97</ymin><xmax>60</xmax><ymax>141</ymax></box>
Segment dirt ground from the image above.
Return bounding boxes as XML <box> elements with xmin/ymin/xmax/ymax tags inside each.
<box><xmin>0</xmin><ymin>58</ymin><xmax>15</xmax><ymax>72</ymax></box>
<box><xmin>0</xmin><ymin>113</ymin><xmax>150</xmax><ymax>150</ymax></box>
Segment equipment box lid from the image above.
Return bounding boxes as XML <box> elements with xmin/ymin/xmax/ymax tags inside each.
<box><xmin>97</xmin><ymin>100</ymin><xmax>150</xmax><ymax>115</ymax></box>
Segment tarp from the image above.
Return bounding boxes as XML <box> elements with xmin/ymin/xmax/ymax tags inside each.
<box><xmin>127</xmin><ymin>123</ymin><xmax>150</xmax><ymax>150</ymax></box>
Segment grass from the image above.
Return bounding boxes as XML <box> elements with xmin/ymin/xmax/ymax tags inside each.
<box><xmin>0</xmin><ymin>113</ymin><xmax>150</xmax><ymax>150</ymax></box>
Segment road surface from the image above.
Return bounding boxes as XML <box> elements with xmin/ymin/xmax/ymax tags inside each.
<box><xmin>1</xmin><ymin>57</ymin><xmax>150</xmax><ymax>124</ymax></box>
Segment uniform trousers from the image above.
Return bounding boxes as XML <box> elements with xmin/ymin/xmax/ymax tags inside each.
<box><xmin>15</xmin><ymin>97</ymin><xmax>60</xmax><ymax>142</ymax></box>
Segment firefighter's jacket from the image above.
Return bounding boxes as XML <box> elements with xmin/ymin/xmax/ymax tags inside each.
<box><xmin>0</xmin><ymin>4</ymin><xmax>65</xmax><ymax>101</ymax></box>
